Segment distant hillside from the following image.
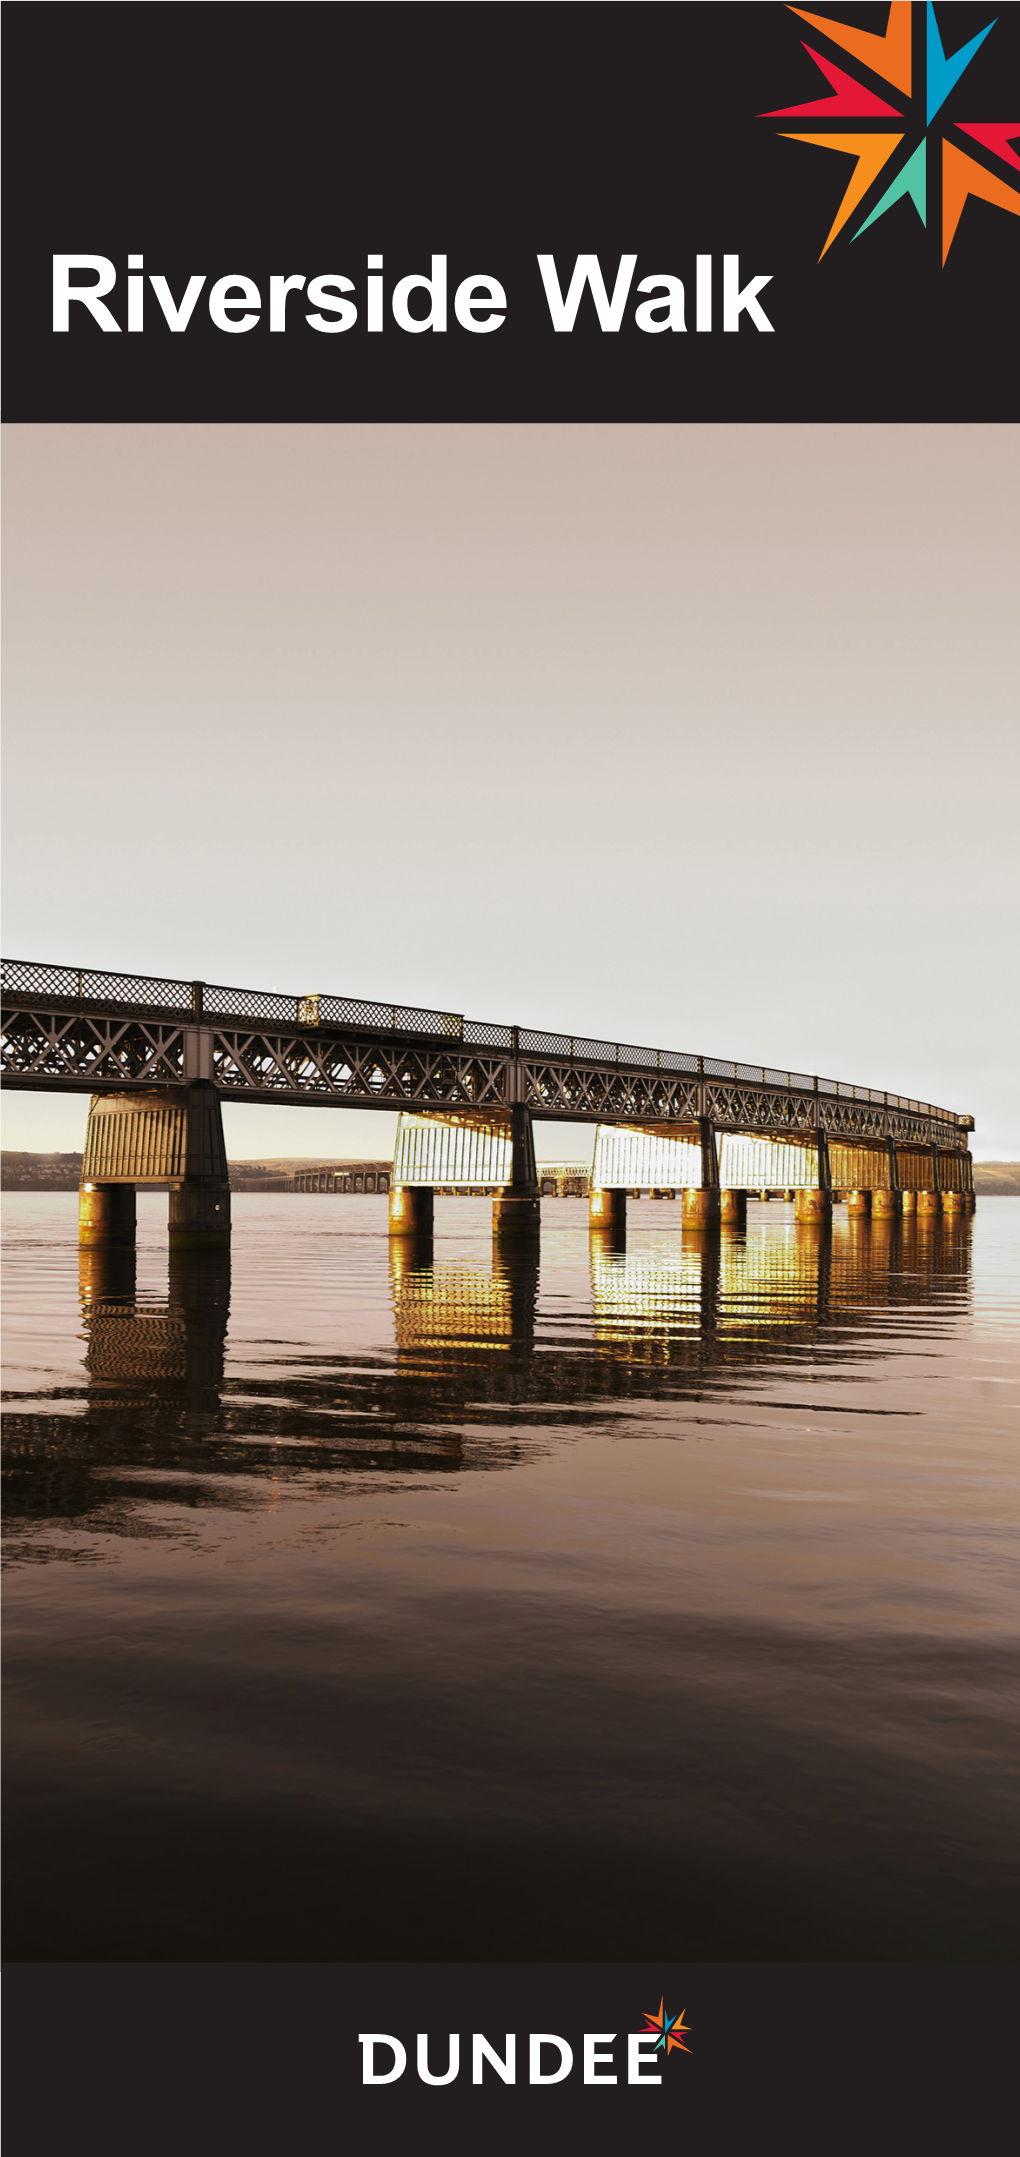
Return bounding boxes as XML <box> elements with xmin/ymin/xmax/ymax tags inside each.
<box><xmin>973</xmin><ymin>1162</ymin><xmax>1020</xmax><ymax>1196</ymax></box>
<box><xmin>2</xmin><ymin>1151</ymin><xmax>83</xmax><ymax>1191</ymax></box>
<box><xmin>0</xmin><ymin>1151</ymin><xmax>388</xmax><ymax>1192</ymax></box>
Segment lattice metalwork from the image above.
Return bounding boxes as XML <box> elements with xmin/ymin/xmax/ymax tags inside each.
<box><xmin>704</xmin><ymin>1084</ymin><xmax>818</xmax><ymax>1133</ymax></box>
<box><xmin>1</xmin><ymin>1006</ymin><xmax>189</xmax><ymax>1089</ymax></box>
<box><xmin>521</xmin><ymin>1060</ymin><xmax>703</xmax><ymax>1123</ymax></box>
<box><xmin>209</xmin><ymin>1030</ymin><xmax>511</xmax><ymax>1109</ymax></box>
<box><xmin>1</xmin><ymin>956</ymin><xmax>974</xmax><ymax>1145</ymax></box>
<box><xmin>463</xmin><ymin>1019</ymin><xmax>515</xmax><ymax>1049</ymax></box>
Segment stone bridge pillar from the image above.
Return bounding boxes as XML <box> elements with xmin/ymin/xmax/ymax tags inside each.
<box><xmin>78</xmin><ymin>1084</ymin><xmax>230</xmax><ymax>1247</ymax></box>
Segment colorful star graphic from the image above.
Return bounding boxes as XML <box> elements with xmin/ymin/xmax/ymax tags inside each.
<box><xmin>760</xmin><ymin>2</ymin><xmax>1020</xmax><ymax>263</ymax></box>
<box><xmin>642</xmin><ymin>1998</ymin><xmax>692</xmax><ymax>2056</ymax></box>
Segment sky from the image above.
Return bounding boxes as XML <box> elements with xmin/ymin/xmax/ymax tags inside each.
<box><xmin>2</xmin><ymin>421</ymin><xmax>1017</xmax><ymax>1163</ymax></box>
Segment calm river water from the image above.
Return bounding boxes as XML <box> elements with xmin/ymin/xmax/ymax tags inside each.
<box><xmin>4</xmin><ymin>1192</ymin><xmax>1019</xmax><ymax>1959</ymax></box>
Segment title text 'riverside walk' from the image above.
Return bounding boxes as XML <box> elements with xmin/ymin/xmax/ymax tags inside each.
<box><xmin>1</xmin><ymin>958</ymin><xmax>976</xmax><ymax>1247</ymax></box>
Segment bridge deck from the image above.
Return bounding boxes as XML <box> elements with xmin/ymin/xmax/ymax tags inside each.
<box><xmin>1</xmin><ymin>958</ymin><xmax>972</xmax><ymax>1152</ymax></box>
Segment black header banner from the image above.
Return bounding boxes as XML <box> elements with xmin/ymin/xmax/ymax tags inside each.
<box><xmin>4</xmin><ymin>1</ymin><xmax>1019</xmax><ymax>421</ymax></box>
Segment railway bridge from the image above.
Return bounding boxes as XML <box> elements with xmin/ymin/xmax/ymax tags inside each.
<box><xmin>1</xmin><ymin>958</ymin><xmax>975</xmax><ymax>1248</ymax></box>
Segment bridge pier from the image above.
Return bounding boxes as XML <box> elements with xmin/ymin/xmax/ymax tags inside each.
<box><xmin>847</xmin><ymin>1190</ymin><xmax>872</xmax><ymax>1216</ymax></box>
<box><xmin>169</xmin><ymin>1179</ymin><xmax>231</xmax><ymax>1247</ymax></box>
<box><xmin>491</xmin><ymin>1190</ymin><xmax>542</xmax><ymax>1234</ymax></box>
<box><xmin>589</xmin><ymin>1186</ymin><xmax>626</xmax><ymax>1232</ymax></box>
<box><xmin>795</xmin><ymin>1188</ymin><xmax>832</xmax><ymax>1223</ymax></box>
<box><xmin>78</xmin><ymin>1181</ymin><xmax>137</xmax><ymax>1247</ymax></box>
<box><xmin>683</xmin><ymin>1118</ymin><xmax>721</xmax><ymax>1227</ymax></box>
<box><xmin>872</xmin><ymin>1188</ymin><xmax>899</xmax><ymax>1219</ymax></box>
<box><xmin>794</xmin><ymin>1129</ymin><xmax>832</xmax><ymax>1223</ymax></box>
<box><xmin>683</xmin><ymin>1187</ymin><xmax>721</xmax><ymax>1227</ymax></box>
<box><xmin>169</xmin><ymin>1085</ymin><xmax>230</xmax><ymax>1248</ymax></box>
<box><xmin>388</xmin><ymin>1184</ymin><xmax>434</xmax><ymax>1236</ymax></box>
<box><xmin>917</xmin><ymin>1187</ymin><xmax>942</xmax><ymax>1217</ymax></box>
<box><xmin>789</xmin><ymin>1190</ymin><xmax>832</xmax><ymax>1225</ymax></box>
<box><xmin>492</xmin><ymin>1105</ymin><xmax>541</xmax><ymax>1237</ymax></box>
<box><xmin>720</xmin><ymin>1188</ymin><xmax>747</xmax><ymax>1229</ymax></box>
<box><xmin>79</xmin><ymin>1084</ymin><xmax>230</xmax><ymax>1249</ymax></box>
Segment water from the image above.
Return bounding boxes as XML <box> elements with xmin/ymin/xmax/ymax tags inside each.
<box><xmin>4</xmin><ymin>1192</ymin><xmax>1019</xmax><ymax>1959</ymax></box>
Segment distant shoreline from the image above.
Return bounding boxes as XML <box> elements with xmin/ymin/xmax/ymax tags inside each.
<box><xmin>4</xmin><ymin>1152</ymin><xmax>1019</xmax><ymax>1197</ymax></box>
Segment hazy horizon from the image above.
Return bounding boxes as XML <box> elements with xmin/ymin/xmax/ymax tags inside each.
<box><xmin>3</xmin><ymin>422</ymin><xmax>1017</xmax><ymax>1158</ymax></box>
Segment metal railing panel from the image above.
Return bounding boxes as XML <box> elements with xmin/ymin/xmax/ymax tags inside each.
<box><xmin>463</xmin><ymin>1020</ymin><xmax>514</xmax><ymax>1048</ymax></box>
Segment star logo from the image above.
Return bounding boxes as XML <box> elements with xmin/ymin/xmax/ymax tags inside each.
<box><xmin>760</xmin><ymin>2</ymin><xmax>1020</xmax><ymax>262</ymax></box>
<box><xmin>642</xmin><ymin>1998</ymin><xmax>692</xmax><ymax>2057</ymax></box>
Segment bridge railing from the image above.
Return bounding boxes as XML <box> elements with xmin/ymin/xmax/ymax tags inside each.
<box><xmin>1</xmin><ymin>956</ymin><xmax>971</xmax><ymax>1128</ymax></box>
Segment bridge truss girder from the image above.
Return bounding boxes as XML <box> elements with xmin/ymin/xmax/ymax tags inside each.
<box><xmin>0</xmin><ymin>1002</ymin><xmax>967</xmax><ymax>1153</ymax></box>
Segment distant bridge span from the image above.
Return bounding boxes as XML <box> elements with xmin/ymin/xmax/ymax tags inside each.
<box><xmin>1</xmin><ymin>958</ymin><xmax>974</xmax><ymax>1244</ymax></box>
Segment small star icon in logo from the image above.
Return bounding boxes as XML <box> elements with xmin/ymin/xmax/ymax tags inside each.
<box><xmin>642</xmin><ymin>1998</ymin><xmax>691</xmax><ymax>2056</ymax></box>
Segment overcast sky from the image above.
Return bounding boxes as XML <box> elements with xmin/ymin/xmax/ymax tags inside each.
<box><xmin>3</xmin><ymin>422</ymin><xmax>1016</xmax><ymax>1161</ymax></box>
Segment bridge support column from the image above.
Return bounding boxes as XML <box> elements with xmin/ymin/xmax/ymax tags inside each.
<box><xmin>847</xmin><ymin>1190</ymin><xmax>872</xmax><ymax>1216</ymax></box>
<box><xmin>491</xmin><ymin>1191</ymin><xmax>541</xmax><ymax>1234</ymax></box>
<box><xmin>684</xmin><ymin>1118</ymin><xmax>721</xmax><ymax>1227</ymax></box>
<box><xmin>168</xmin><ymin>1084</ymin><xmax>231</xmax><ymax>1248</ymax></box>
<box><xmin>78</xmin><ymin>1181</ymin><xmax>136</xmax><ymax>1247</ymax></box>
<box><xmin>795</xmin><ymin>1187</ymin><xmax>831</xmax><ymax>1223</ymax></box>
<box><xmin>78</xmin><ymin>1084</ymin><xmax>230</xmax><ymax>1248</ymax></box>
<box><xmin>589</xmin><ymin>1186</ymin><xmax>626</xmax><ymax>1232</ymax></box>
<box><xmin>795</xmin><ymin>1127</ymin><xmax>832</xmax><ymax>1223</ymax></box>
<box><xmin>683</xmin><ymin>1187</ymin><xmax>721</xmax><ymax>1227</ymax></box>
<box><xmin>720</xmin><ymin>1188</ymin><xmax>747</xmax><ymax>1229</ymax></box>
<box><xmin>492</xmin><ymin>1104</ymin><xmax>541</xmax><ymax>1237</ymax></box>
<box><xmin>169</xmin><ymin>1180</ymin><xmax>231</xmax><ymax>1246</ymax></box>
<box><xmin>943</xmin><ymin>1189</ymin><xmax>967</xmax><ymax>1214</ymax></box>
<box><xmin>389</xmin><ymin>1184</ymin><xmax>434</xmax><ymax>1236</ymax></box>
<box><xmin>872</xmin><ymin>1187</ymin><xmax>899</xmax><ymax>1219</ymax></box>
<box><xmin>917</xmin><ymin>1146</ymin><xmax>942</xmax><ymax>1218</ymax></box>
<box><xmin>901</xmin><ymin>1189</ymin><xmax>917</xmax><ymax>1215</ymax></box>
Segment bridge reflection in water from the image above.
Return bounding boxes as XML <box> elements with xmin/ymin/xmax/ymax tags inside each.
<box><xmin>6</xmin><ymin>1198</ymin><xmax>999</xmax><ymax>1967</ymax></box>
<box><xmin>41</xmin><ymin>1213</ymin><xmax>974</xmax><ymax>1503</ymax></box>
<box><xmin>79</xmin><ymin>1247</ymin><xmax>231</xmax><ymax>1430</ymax></box>
<box><xmin>382</xmin><ymin>1211</ymin><xmax>973</xmax><ymax>1428</ymax></box>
